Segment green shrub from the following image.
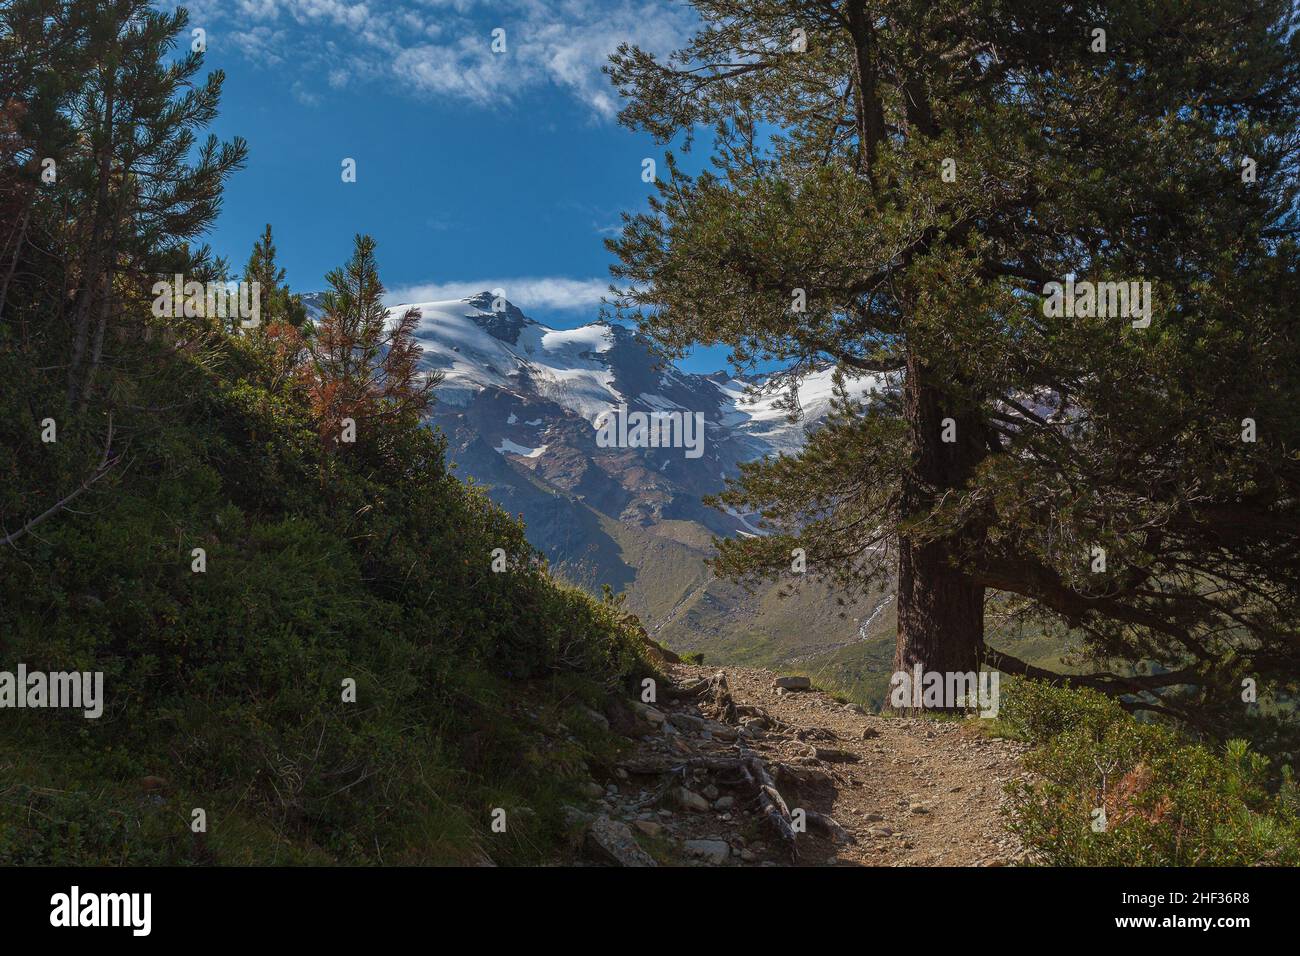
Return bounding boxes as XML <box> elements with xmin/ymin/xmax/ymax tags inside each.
<box><xmin>1002</xmin><ymin>680</ymin><xmax>1300</xmax><ymax>865</ymax></box>
<box><xmin>0</xmin><ymin>335</ymin><xmax>652</xmax><ymax>865</ymax></box>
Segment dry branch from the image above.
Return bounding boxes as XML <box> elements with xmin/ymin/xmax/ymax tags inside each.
<box><xmin>2</xmin><ymin>414</ymin><xmax>121</xmax><ymax>548</ymax></box>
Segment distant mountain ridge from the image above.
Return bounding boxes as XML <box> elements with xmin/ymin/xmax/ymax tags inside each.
<box><xmin>302</xmin><ymin>289</ymin><xmax>881</xmax><ymax>524</ymax></box>
<box><xmin>302</xmin><ymin>290</ymin><xmax>904</xmax><ymax>698</ymax></box>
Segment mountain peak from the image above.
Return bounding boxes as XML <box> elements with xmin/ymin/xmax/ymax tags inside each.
<box><xmin>457</xmin><ymin>292</ymin><xmax>534</xmax><ymax>345</ymax></box>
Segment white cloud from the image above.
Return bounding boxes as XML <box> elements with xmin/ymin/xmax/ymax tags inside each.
<box><xmin>388</xmin><ymin>276</ymin><xmax>610</xmax><ymax>310</ymax></box>
<box><xmin>291</xmin><ymin>79</ymin><xmax>321</xmax><ymax>106</ymax></box>
<box><xmin>222</xmin><ymin>25</ymin><xmax>289</xmax><ymax>65</ymax></box>
<box><xmin>236</xmin><ymin>0</ymin><xmax>283</xmax><ymax>21</ymax></box>
<box><xmin>181</xmin><ymin>0</ymin><xmax>695</xmax><ymax>119</ymax></box>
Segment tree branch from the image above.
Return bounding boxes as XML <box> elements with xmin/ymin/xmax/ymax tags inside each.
<box><xmin>2</xmin><ymin>414</ymin><xmax>121</xmax><ymax>549</ymax></box>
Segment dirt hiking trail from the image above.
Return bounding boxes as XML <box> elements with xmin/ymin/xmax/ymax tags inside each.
<box><xmin>575</xmin><ymin>664</ymin><xmax>1034</xmax><ymax>867</ymax></box>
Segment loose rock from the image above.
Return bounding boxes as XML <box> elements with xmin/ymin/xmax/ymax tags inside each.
<box><xmin>684</xmin><ymin>839</ymin><xmax>730</xmax><ymax>865</ymax></box>
<box><xmin>674</xmin><ymin>787</ymin><xmax>711</xmax><ymax>812</ymax></box>
<box><xmin>586</xmin><ymin>817</ymin><xmax>657</xmax><ymax>867</ymax></box>
<box><xmin>633</xmin><ymin>820</ymin><xmax>664</xmax><ymax>838</ymax></box>
<box><xmin>772</xmin><ymin>676</ymin><xmax>811</xmax><ymax>691</ymax></box>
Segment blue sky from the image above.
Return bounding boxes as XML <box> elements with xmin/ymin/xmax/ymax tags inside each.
<box><xmin>182</xmin><ymin>0</ymin><xmax>731</xmax><ymax>371</ymax></box>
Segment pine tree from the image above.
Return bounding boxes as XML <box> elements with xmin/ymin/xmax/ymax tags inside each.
<box><xmin>0</xmin><ymin>0</ymin><xmax>84</xmax><ymax>325</ymax></box>
<box><xmin>243</xmin><ymin>223</ymin><xmax>307</xmax><ymax>330</ymax></box>
<box><xmin>242</xmin><ymin>223</ymin><xmax>307</xmax><ymax>391</ymax></box>
<box><xmin>61</xmin><ymin>0</ymin><xmax>247</xmax><ymax>407</ymax></box>
<box><xmin>306</xmin><ymin>234</ymin><xmax>439</xmax><ymax>451</ymax></box>
<box><xmin>607</xmin><ymin>0</ymin><xmax>1300</xmax><ymax>723</ymax></box>
<box><xmin>1</xmin><ymin>1</ymin><xmax>241</xmax><ymax>554</ymax></box>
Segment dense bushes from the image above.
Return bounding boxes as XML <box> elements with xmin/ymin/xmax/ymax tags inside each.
<box><xmin>0</xmin><ymin>331</ymin><xmax>652</xmax><ymax>865</ymax></box>
<box><xmin>1001</xmin><ymin>680</ymin><xmax>1300</xmax><ymax>866</ymax></box>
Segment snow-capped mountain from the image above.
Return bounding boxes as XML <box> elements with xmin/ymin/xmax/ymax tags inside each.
<box><xmin>304</xmin><ymin>290</ymin><xmax>892</xmax><ymax>670</ymax></box>
<box><xmin>303</xmin><ymin>291</ymin><xmax>880</xmax><ymax>454</ymax></box>
<box><xmin>380</xmin><ymin>292</ymin><xmax>883</xmax><ymax>533</ymax></box>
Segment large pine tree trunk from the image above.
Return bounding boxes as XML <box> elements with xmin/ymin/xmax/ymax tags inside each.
<box><xmin>893</xmin><ymin>353</ymin><xmax>987</xmax><ymax>705</ymax></box>
<box><xmin>895</xmin><ymin>532</ymin><xmax>984</xmax><ymax>674</ymax></box>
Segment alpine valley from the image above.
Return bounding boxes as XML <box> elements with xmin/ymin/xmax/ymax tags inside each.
<box><xmin>302</xmin><ymin>292</ymin><xmax>1061</xmax><ymax>706</ymax></box>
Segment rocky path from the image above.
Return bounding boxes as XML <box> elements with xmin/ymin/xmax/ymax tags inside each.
<box><xmin>577</xmin><ymin>664</ymin><xmax>1033</xmax><ymax>867</ymax></box>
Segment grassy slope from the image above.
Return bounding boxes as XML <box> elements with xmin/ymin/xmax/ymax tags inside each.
<box><xmin>550</xmin><ymin>507</ymin><xmax>1076</xmax><ymax>709</ymax></box>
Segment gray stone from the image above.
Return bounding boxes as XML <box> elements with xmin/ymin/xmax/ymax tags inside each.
<box><xmin>586</xmin><ymin>816</ymin><xmax>657</xmax><ymax>867</ymax></box>
<box><xmin>675</xmin><ymin>787</ymin><xmax>711</xmax><ymax>812</ymax></box>
<box><xmin>683</xmin><ymin>839</ymin><xmax>730</xmax><ymax>865</ymax></box>
<box><xmin>633</xmin><ymin>820</ymin><xmax>664</xmax><ymax>838</ymax></box>
<box><xmin>772</xmin><ymin>676</ymin><xmax>812</xmax><ymax>690</ymax></box>
<box><xmin>670</xmin><ymin>713</ymin><xmax>706</xmax><ymax>732</ymax></box>
<box><xmin>633</xmin><ymin>703</ymin><xmax>666</xmax><ymax>725</ymax></box>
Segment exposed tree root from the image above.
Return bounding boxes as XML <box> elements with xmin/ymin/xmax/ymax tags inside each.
<box><xmin>617</xmin><ymin>671</ymin><xmax>859</xmax><ymax>861</ymax></box>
